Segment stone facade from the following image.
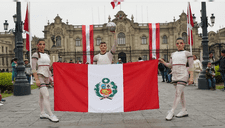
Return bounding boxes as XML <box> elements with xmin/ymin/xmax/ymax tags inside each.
<box><xmin>38</xmin><ymin>11</ymin><xmax>203</xmax><ymax>63</ymax></box>
<box><xmin>1</xmin><ymin>11</ymin><xmax>225</xmax><ymax>71</ymax></box>
<box><xmin>0</xmin><ymin>32</ymin><xmax>27</xmax><ymax>71</ymax></box>
<box><xmin>208</xmin><ymin>28</ymin><xmax>225</xmax><ymax>59</ymax></box>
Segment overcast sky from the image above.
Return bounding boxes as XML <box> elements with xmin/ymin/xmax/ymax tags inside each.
<box><xmin>0</xmin><ymin>0</ymin><xmax>224</xmax><ymax>38</ymax></box>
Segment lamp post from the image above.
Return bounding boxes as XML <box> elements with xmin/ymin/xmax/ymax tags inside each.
<box><xmin>194</xmin><ymin>2</ymin><xmax>215</xmax><ymax>89</ymax></box>
<box><xmin>3</xmin><ymin>2</ymin><xmax>30</xmax><ymax>96</ymax></box>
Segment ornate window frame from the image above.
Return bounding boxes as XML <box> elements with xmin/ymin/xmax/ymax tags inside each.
<box><xmin>75</xmin><ymin>37</ymin><xmax>81</xmax><ymax>47</ymax></box>
<box><xmin>118</xmin><ymin>32</ymin><xmax>126</xmax><ymax>45</ymax></box>
<box><xmin>140</xmin><ymin>34</ymin><xmax>147</xmax><ymax>45</ymax></box>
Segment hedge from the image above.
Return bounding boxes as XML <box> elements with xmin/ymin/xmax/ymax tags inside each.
<box><xmin>0</xmin><ymin>73</ymin><xmax>13</xmax><ymax>93</ymax></box>
<box><xmin>214</xmin><ymin>65</ymin><xmax>223</xmax><ymax>83</ymax></box>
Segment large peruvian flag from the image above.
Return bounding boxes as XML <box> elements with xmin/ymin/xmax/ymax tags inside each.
<box><xmin>53</xmin><ymin>60</ymin><xmax>159</xmax><ymax>113</ymax></box>
<box><xmin>82</xmin><ymin>25</ymin><xmax>94</xmax><ymax>64</ymax></box>
<box><xmin>149</xmin><ymin>23</ymin><xmax>160</xmax><ymax>60</ymax></box>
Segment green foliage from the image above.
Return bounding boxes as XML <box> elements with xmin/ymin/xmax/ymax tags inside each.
<box><xmin>215</xmin><ymin>75</ymin><xmax>223</xmax><ymax>83</ymax></box>
<box><xmin>0</xmin><ymin>73</ymin><xmax>13</xmax><ymax>86</ymax></box>
<box><xmin>216</xmin><ymin>86</ymin><xmax>224</xmax><ymax>90</ymax></box>
<box><xmin>215</xmin><ymin>65</ymin><xmax>221</xmax><ymax>76</ymax></box>
<box><xmin>0</xmin><ymin>73</ymin><xmax>13</xmax><ymax>93</ymax></box>
<box><xmin>214</xmin><ymin>65</ymin><xmax>223</xmax><ymax>83</ymax></box>
<box><xmin>31</xmin><ymin>84</ymin><xmax>38</xmax><ymax>90</ymax></box>
<box><xmin>2</xmin><ymin>93</ymin><xmax>13</xmax><ymax>98</ymax></box>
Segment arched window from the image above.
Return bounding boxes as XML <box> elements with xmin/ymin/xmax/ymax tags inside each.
<box><xmin>56</xmin><ymin>36</ymin><xmax>61</xmax><ymax>46</ymax></box>
<box><xmin>142</xmin><ymin>36</ymin><xmax>147</xmax><ymax>44</ymax></box>
<box><xmin>182</xmin><ymin>32</ymin><xmax>187</xmax><ymax>43</ymax></box>
<box><xmin>163</xmin><ymin>35</ymin><xmax>168</xmax><ymax>44</ymax></box>
<box><xmin>75</xmin><ymin>38</ymin><xmax>81</xmax><ymax>46</ymax></box>
<box><xmin>97</xmin><ymin>37</ymin><xmax>102</xmax><ymax>46</ymax></box>
<box><xmin>118</xmin><ymin>32</ymin><xmax>125</xmax><ymax>45</ymax></box>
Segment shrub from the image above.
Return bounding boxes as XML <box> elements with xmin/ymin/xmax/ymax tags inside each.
<box><xmin>215</xmin><ymin>75</ymin><xmax>223</xmax><ymax>83</ymax></box>
<box><xmin>0</xmin><ymin>73</ymin><xmax>13</xmax><ymax>93</ymax></box>
<box><xmin>215</xmin><ymin>65</ymin><xmax>221</xmax><ymax>76</ymax></box>
<box><xmin>214</xmin><ymin>65</ymin><xmax>223</xmax><ymax>83</ymax></box>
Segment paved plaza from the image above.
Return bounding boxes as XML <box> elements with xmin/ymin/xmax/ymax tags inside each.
<box><xmin>0</xmin><ymin>77</ymin><xmax>225</xmax><ymax>128</ymax></box>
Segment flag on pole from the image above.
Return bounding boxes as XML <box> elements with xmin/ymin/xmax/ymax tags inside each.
<box><xmin>111</xmin><ymin>0</ymin><xmax>124</xmax><ymax>9</ymax></box>
<box><xmin>24</xmin><ymin>2</ymin><xmax>33</xmax><ymax>85</ymax></box>
<box><xmin>82</xmin><ymin>25</ymin><xmax>94</xmax><ymax>64</ymax></box>
<box><xmin>149</xmin><ymin>23</ymin><xmax>160</xmax><ymax>60</ymax></box>
<box><xmin>24</xmin><ymin>3</ymin><xmax>30</xmax><ymax>51</ymax></box>
<box><xmin>53</xmin><ymin>60</ymin><xmax>159</xmax><ymax>113</ymax></box>
<box><xmin>187</xmin><ymin>2</ymin><xmax>194</xmax><ymax>49</ymax></box>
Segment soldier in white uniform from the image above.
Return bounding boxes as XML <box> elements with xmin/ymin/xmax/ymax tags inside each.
<box><xmin>93</xmin><ymin>33</ymin><xmax>117</xmax><ymax>65</ymax></box>
<box><xmin>32</xmin><ymin>39</ymin><xmax>59</xmax><ymax>123</ymax></box>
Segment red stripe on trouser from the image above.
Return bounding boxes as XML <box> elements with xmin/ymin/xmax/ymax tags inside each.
<box><xmin>123</xmin><ymin>60</ymin><xmax>159</xmax><ymax>112</ymax></box>
<box><xmin>156</xmin><ymin>23</ymin><xmax>160</xmax><ymax>59</ymax></box>
<box><xmin>53</xmin><ymin>62</ymin><xmax>88</xmax><ymax>112</ymax></box>
<box><xmin>90</xmin><ymin>25</ymin><xmax>94</xmax><ymax>64</ymax></box>
<box><xmin>149</xmin><ymin>23</ymin><xmax>152</xmax><ymax>60</ymax></box>
<box><xmin>82</xmin><ymin>25</ymin><xmax>87</xmax><ymax>64</ymax></box>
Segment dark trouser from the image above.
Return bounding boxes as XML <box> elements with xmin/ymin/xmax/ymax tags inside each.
<box><xmin>168</xmin><ymin>74</ymin><xmax>172</xmax><ymax>82</ymax></box>
<box><xmin>165</xmin><ymin>70</ymin><xmax>168</xmax><ymax>82</ymax></box>
<box><xmin>220</xmin><ymin>71</ymin><xmax>225</xmax><ymax>88</ymax></box>
<box><xmin>160</xmin><ymin>71</ymin><xmax>168</xmax><ymax>81</ymax></box>
<box><xmin>26</xmin><ymin>75</ymin><xmax>31</xmax><ymax>84</ymax></box>
<box><xmin>207</xmin><ymin>78</ymin><xmax>216</xmax><ymax>89</ymax></box>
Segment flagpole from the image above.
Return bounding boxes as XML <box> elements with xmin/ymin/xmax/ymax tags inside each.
<box><xmin>136</xmin><ymin>5</ymin><xmax>137</xmax><ymax>22</ymax></box>
<box><xmin>92</xmin><ymin>7</ymin><xmax>94</xmax><ymax>24</ymax></box>
<box><xmin>147</xmin><ymin>6</ymin><xmax>149</xmax><ymax>23</ymax></box>
<box><xmin>190</xmin><ymin>35</ymin><xmax>192</xmax><ymax>54</ymax></box>
<box><xmin>28</xmin><ymin>2</ymin><xmax>33</xmax><ymax>85</ymax></box>
<box><xmin>104</xmin><ymin>6</ymin><xmax>106</xmax><ymax>23</ymax></box>
<box><xmin>120</xmin><ymin>2</ymin><xmax>121</xmax><ymax>10</ymax></box>
<box><xmin>142</xmin><ymin>5</ymin><xmax>143</xmax><ymax>23</ymax></box>
<box><xmin>98</xmin><ymin>7</ymin><xmax>100</xmax><ymax>24</ymax></box>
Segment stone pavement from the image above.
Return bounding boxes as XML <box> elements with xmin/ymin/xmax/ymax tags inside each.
<box><xmin>0</xmin><ymin>77</ymin><xmax>225</xmax><ymax>128</ymax></box>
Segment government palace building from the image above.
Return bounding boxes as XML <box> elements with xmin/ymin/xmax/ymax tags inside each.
<box><xmin>1</xmin><ymin>11</ymin><xmax>225</xmax><ymax>71</ymax></box>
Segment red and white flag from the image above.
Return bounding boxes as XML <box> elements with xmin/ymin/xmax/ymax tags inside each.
<box><xmin>111</xmin><ymin>0</ymin><xmax>124</xmax><ymax>9</ymax></box>
<box><xmin>149</xmin><ymin>23</ymin><xmax>160</xmax><ymax>60</ymax></box>
<box><xmin>24</xmin><ymin>3</ymin><xmax>30</xmax><ymax>51</ymax></box>
<box><xmin>187</xmin><ymin>2</ymin><xmax>194</xmax><ymax>52</ymax></box>
<box><xmin>53</xmin><ymin>60</ymin><xmax>159</xmax><ymax>113</ymax></box>
<box><xmin>82</xmin><ymin>25</ymin><xmax>94</xmax><ymax>64</ymax></box>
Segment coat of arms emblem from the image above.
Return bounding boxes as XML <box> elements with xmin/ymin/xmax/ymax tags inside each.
<box><xmin>94</xmin><ymin>78</ymin><xmax>117</xmax><ymax>100</ymax></box>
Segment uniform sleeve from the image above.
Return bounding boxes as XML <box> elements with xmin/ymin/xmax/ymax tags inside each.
<box><xmin>186</xmin><ymin>51</ymin><xmax>194</xmax><ymax>71</ymax></box>
<box><xmin>32</xmin><ymin>53</ymin><xmax>38</xmax><ymax>73</ymax></box>
<box><xmin>32</xmin><ymin>52</ymin><xmax>39</xmax><ymax>60</ymax></box>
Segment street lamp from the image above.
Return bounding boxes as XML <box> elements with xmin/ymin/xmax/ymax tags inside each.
<box><xmin>3</xmin><ymin>16</ymin><xmax>19</xmax><ymax>60</ymax></box>
<box><xmin>195</xmin><ymin>2</ymin><xmax>215</xmax><ymax>89</ymax></box>
<box><xmin>3</xmin><ymin>20</ymin><xmax>8</xmax><ymax>30</ymax></box>
<box><xmin>2</xmin><ymin>2</ymin><xmax>30</xmax><ymax>96</ymax></box>
<box><xmin>13</xmin><ymin>14</ymin><xmax>17</xmax><ymax>23</ymax></box>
